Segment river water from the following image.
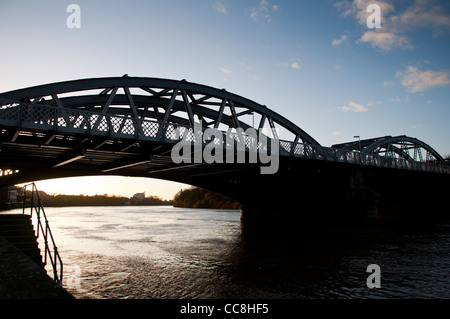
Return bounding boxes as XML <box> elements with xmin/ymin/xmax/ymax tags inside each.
<box><xmin>13</xmin><ymin>206</ymin><xmax>450</xmax><ymax>299</ymax></box>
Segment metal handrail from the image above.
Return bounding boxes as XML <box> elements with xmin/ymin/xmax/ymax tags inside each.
<box><xmin>21</xmin><ymin>183</ymin><xmax>63</xmax><ymax>286</ymax></box>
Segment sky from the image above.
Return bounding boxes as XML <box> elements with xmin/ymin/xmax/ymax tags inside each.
<box><xmin>1</xmin><ymin>0</ymin><xmax>449</xmax><ymax>199</ymax></box>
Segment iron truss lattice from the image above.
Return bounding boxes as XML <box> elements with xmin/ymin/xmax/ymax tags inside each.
<box><xmin>332</xmin><ymin>135</ymin><xmax>447</xmax><ymax>166</ymax></box>
<box><xmin>0</xmin><ymin>76</ymin><xmax>318</xmax><ymax>144</ymax></box>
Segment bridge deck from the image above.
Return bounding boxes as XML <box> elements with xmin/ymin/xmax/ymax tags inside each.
<box><xmin>1</xmin><ymin>99</ymin><xmax>448</xmax><ymax>182</ymax></box>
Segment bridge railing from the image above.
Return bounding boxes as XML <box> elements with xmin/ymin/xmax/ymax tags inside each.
<box><xmin>0</xmin><ymin>98</ymin><xmax>187</xmax><ymax>143</ymax></box>
<box><xmin>1</xmin><ymin>98</ymin><xmax>449</xmax><ymax>175</ymax></box>
<box><xmin>0</xmin><ymin>98</ymin><xmax>275</xmax><ymax>150</ymax></box>
<box><xmin>282</xmin><ymin>139</ymin><xmax>450</xmax><ymax>174</ymax></box>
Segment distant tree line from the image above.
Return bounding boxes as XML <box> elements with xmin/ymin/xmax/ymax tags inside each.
<box><xmin>9</xmin><ymin>187</ymin><xmax>240</xmax><ymax>210</ymax></box>
<box><xmin>173</xmin><ymin>187</ymin><xmax>241</xmax><ymax>209</ymax></box>
<box><xmin>34</xmin><ymin>191</ymin><xmax>172</xmax><ymax>207</ymax></box>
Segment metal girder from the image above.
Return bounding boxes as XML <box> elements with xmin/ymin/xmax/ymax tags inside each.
<box><xmin>214</xmin><ymin>99</ymin><xmax>226</xmax><ymax>129</ymax></box>
<box><xmin>53</xmin><ymin>94</ymin><xmax>242</xmax><ymax>130</ymax></box>
<box><xmin>361</xmin><ymin>136</ymin><xmax>446</xmax><ymax>165</ymax></box>
<box><xmin>333</xmin><ymin>135</ymin><xmax>446</xmax><ymax>165</ymax></box>
<box><xmin>181</xmin><ymin>89</ymin><xmax>195</xmax><ymax>126</ymax></box>
<box><xmin>332</xmin><ymin>136</ymin><xmax>391</xmax><ymax>151</ymax></box>
<box><xmin>52</xmin><ymin>148</ymin><xmax>86</xmax><ymax>168</ymax></box>
<box><xmin>162</xmin><ymin>89</ymin><xmax>179</xmax><ymax>124</ymax></box>
<box><xmin>101</xmin><ymin>87</ymin><xmax>118</xmax><ymax>114</ymax></box>
<box><xmin>101</xmin><ymin>155</ymin><xmax>152</xmax><ymax>173</ymax></box>
<box><xmin>228</xmin><ymin>101</ymin><xmax>240</xmax><ymax>128</ymax></box>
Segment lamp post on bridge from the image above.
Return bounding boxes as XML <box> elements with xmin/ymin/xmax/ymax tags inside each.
<box><xmin>354</xmin><ymin>136</ymin><xmax>361</xmax><ymax>152</ymax></box>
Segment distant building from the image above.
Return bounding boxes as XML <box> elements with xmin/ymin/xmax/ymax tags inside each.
<box><xmin>0</xmin><ymin>186</ymin><xmax>19</xmax><ymax>209</ymax></box>
<box><xmin>132</xmin><ymin>192</ymin><xmax>145</xmax><ymax>200</ymax></box>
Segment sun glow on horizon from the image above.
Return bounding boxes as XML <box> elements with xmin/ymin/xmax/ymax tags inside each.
<box><xmin>17</xmin><ymin>176</ymin><xmax>191</xmax><ymax>201</ymax></box>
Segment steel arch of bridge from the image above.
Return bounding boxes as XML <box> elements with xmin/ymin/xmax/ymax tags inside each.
<box><xmin>0</xmin><ymin>76</ymin><xmax>319</xmax><ymax>146</ymax></box>
<box><xmin>332</xmin><ymin>135</ymin><xmax>447</xmax><ymax>166</ymax></box>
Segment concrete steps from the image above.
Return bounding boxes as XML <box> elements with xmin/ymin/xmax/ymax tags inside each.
<box><xmin>0</xmin><ymin>214</ymin><xmax>44</xmax><ymax>267</ymax></box>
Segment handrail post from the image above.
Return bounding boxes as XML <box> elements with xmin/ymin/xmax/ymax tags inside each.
<box><xmin>20</xmin><ymin>182</ymin><xmax>63</xmax><ymax>287</ymax></box>
<box><xmin>59</xmin><ymin>260</ymin><xmax>63</xmax><ymax>286</ymax></box>
<box><xmin>55</xmin><ymin>246</ymin><xmax>63</xmax><ymax>286</ymax></box>
<box><xmin>44</xmin><ymin>220</ymin><xmax>49</xmax><ymax>266</ymax></box>
<box><xmin>30</xmin><ymin>185</ymin><xmax>34</xmax><ymax>218</ymax></box>
<box><xmin>36</xmin><ymin>199</ymin><xmax>40</xmax><ymax>239</ymax></box>
<box><xmin>53</xmin><ymin>248</ymin><xmax>58</xmax><ymax>281</ymax></box>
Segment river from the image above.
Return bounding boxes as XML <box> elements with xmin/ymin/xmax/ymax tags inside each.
<box><xmin>12</xmin><ymin>206</ymin><xmax>450</xmax><ymax>299</ymax></box>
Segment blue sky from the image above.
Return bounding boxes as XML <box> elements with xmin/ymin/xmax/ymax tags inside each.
<box><xmin>1</xmin><ymin>0</ymin><xmax>449</xmax><ymax>199</ymax></box>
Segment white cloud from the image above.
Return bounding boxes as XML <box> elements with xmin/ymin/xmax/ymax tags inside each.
<box><xmin>213</xmin><ymin>1</ymin><xmax>227</xmax><ymax>14</ymax></box>
<box><xmin>394</xmin><ymin>0</ymin><xmax>450</xmax><ymax>36</ymax></box>
<box><xmin>275</xmin><ymin>58</ymin><xmax>301</xmax><ymax>70</ymax></box>
<box><xmin>250</xmin><ymin>0</ymin><xmax>279</xmax><ymax>23</ymax></box>
<box><xmin>335</xmin><ymin>0</ymin><xmax>394</xmax><ymax>25</ymax></box>
<box><xmin>383</xmin><ymin>81</ymin><xmax>395</xmax><ymax>87</ymax></box>
<box><xmin>277</xmin><ymin>58</ymin><xmax>301</xmax><ymax>70</ymax></box>
<box><xmin>333</xmin><ymin>131</ymin><xmax>344</xmax><ymax>136</ymax></box>
<box><xmin>290</xmin><ymin>62</ymin><xmax>300</xmax><ymax>70</ymax></box>
<box><xmin>396</xmin><ymin>66</ymin><xmax>450</xmax><ymax>92</ymax></box>
<box><xmin>220</xmin><ymin>67</ymin><xmax>232</xmax><ymax>74</ymax></box>
<box><xmin>367</xmin><ymin>100</ymin><xmax>381</xmax><ymax>107</ymax></box>
<box><xmin>332</xmin><ymin>34</ymin><xmax>348</xmax><ymax>46</ymax></box>
<box><xmin>336</xmin><ymin>0</ymin><xmax>450</xmax><ymax>51</ymax></box>
<box><xmin>359</xmin><ymin>31</ymin><xmax>412</xmax><ymax>51</ymax></box>
<box><xmin>337</xmin><ymin>102</ymin><xmax>369</xmax><ymax>112</ymax></box>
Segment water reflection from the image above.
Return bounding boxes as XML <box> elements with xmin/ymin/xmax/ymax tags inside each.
<box><xmin>24</xmin><ymin>206</ymin><xmax>450</xmax><ymax>299</ymax></box>
<box><xmin>218</xmin><ymin>218</ymin><xmax>448</xmax><ymax>298</ymax></box>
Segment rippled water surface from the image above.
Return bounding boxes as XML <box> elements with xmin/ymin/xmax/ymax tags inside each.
<box><xmin>16</xmin><ymin>206</ymin><xmax>450</xmax><ymax>299</ymax></box>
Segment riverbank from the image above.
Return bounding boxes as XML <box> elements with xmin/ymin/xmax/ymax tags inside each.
<box><xmin>173</xmin><ymin>187</ymin><xmax>241</xmax><ymax>209</ymax></box>
<box><xmin>0</xmin><ymin>236</ymin><xmax>73</xmax><ymax>299</ymax></box>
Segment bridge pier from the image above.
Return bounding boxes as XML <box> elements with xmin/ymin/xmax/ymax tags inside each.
<box><xmin>371</xmin><ymin>169</ymin><xmax>449</xmax><ymax>224</ymax></box>
<box><xmin>239</xmin><ymin>198</ymin><xmax>377</xmax><ymax>227</ymax></box>
<box><xmin>220</xmin><ymin>158</ymin><xmax>381</xmax><ymax>227</ymax></box>
<box><xmin>227</xmin><ymin>157</ymin><xmax>447</xmax><ymax>227</ymax></box>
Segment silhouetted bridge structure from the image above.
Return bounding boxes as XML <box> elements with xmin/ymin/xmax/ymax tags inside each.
<box><xmin>1</xmin><ymin>77</ymin><xmax>449</xmax><ymax>223</ymax></box>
